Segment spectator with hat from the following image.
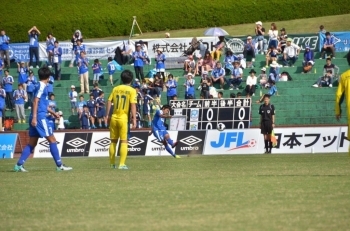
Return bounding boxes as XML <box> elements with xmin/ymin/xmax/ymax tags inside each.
<box><xmin>27</xmin><ymin>26</ymin><xmax>41</xmax><ymax>69</ymax></box>
<box><xmin>320</xmin><ymin>32</ymin><xmax>336</xmax><ymax>59</ymax></box>
<box><xmin>243</xmin><ymin>36</ymin><xmax>256</xmax><ymax>68</ymax></box>
<box><xmin>0</xmin><ymin>29</ymin><xmax>11</xmax><ymax>68</ymax></box>
<box><xmin>269</xmin><ymin>61</ymin><xmax>280</xmax><ymax>82</ymax></box>
<box><xmin>184</xmin><ymin>73</ymin><xmax>195</xmax><ymax>99</ymax></box>
<box><xmin>68</xmin><ymin>85</ymin><xmax>78</xmax><ymax>115</ymax></box>
<box><xmin>133</xmin><ymin>43</ymin><xmax>146</xmax><ymax>80</ymax></box>
<box><xmin>278</xmin><ymin>28</ymin><xmax>288</xmax><ymax>53</ymax></box>
<box><xmin>26</xmin><ymin>70</ymin><xmax>36</xmax><ymax>109</ymax></box>
<box><xmin>228</xmin><ymin>61</ymin><xmax>243</xmax><ymax>90</ymax></box>
<box><xmin>155</xmin><ymin>48</ymin><xmax>166</xmax><ymax>81</ymax></box>
<box><xmin>282</xmin><ymin>38</ymin><xmax>301</xmax><ymax>67</ymax></box>
<box><xmin>302</xmin><ymin>46</ymin><xmax>315</xmax><ymax>73</ymax></box>
<box><xmin>254</xmin><ymin>21</ymin><xmax>266</xmax><ymax>54</ymax></box>
<box><xmin>165</xmin><ymin>74</ymin><xmax>177</xmax><ymax>104</ymax></box>
<box><xmin>245</xmin><ymin>69</ymin><xmax>257</xmax><ymax>96</ymax></box>
<box><xmin>211</xmin><ymin>62</ymin><xmax>226</xmax><ymax>90</ymax></box>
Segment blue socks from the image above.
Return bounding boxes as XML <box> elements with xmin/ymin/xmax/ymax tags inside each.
<box><xmin>167</xmin><ymin>138</ymin><xmax>174</xmax><ymax>146</ymax></box>
<box><xmin>49</xmin><ymin>142</ymin><xmax>62</xmax><ymax>167</ymax></box>
<box><xmin>17</xmin><ymin>145</ymin><xmax>34</xmax><ymax>166</ymax></box>
<box><xmin>165</xmin><ymin>143</ymin><xmax>175</xmax><ymax>157</ymax></box>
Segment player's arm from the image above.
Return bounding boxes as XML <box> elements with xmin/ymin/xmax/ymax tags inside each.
<box><xmin>130</xmin><ymin>103</ymin><xmax>137</xmax><ymax>128</ymax></box>
<box><xmin>31</xmin><ymin>97</ymin><xmax>39</xmax><ymax>126</ymax></box>
<box><xmin>335</xmin><ymin>73</ymin><xmax>345</xmax><ymax>120</ymax></box>
<box><xmin>271</xmin><ymin>105</ymin><xmax>276</xmax><ymax>127</ymax></box>
<box><xmin>106</xmin><ymin>90</ymin><xmax>115</xmax><ymax>120</ymax></box>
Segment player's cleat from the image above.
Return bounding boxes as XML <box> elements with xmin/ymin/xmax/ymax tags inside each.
<box><xmin>118</xmin><ymin>165</ymin><xmax>129</xmax><ymax>170</ymax></box>
<box><xmin>14</xmin><ymin>165</ymin><xmax>28</xmax><ymax>172</ymax></box>
<box><xmin>110</xmin><ymin>164</ymin><xmax>117</xmax><ymax>169</ymax></box>
<box><xmin>172</xmin><ymin>141</ymin><xmax>178</xmax><ymax>149</ymax></box>
<box><xmin>175</xmin><ymin>155</ymin><xmax>181</xmax><ymax>159</ymax></box>
<box><xmin>56</xmin><ymin>164</ymin><xmax>73</xmax><ymax>171</ymax></box>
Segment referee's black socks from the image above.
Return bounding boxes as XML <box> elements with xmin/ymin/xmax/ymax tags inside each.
<box><xmin>264</xmin><ymin>140</ymin><xmax>268</xmax><ymax>152</ymax></box>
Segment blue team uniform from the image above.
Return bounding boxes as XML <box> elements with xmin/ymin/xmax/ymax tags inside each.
<box><xmin>47</xmin><ymin>100</ymin><xmax>57</xmax><ymax>130</ymax></box>
<box><xmin>152</xmin><ymin>109</ymin><xmax>168</xmax><ymax>142</ymax></box>
<box><xmin>0</xmin><ymin>88</ymin><xmax>6</xmax><ymax>116</ymax></box>
<box><xmin>29</xmin><ymin>82</ymin><xmax>53</xmax><ymax>138</ymax></box>
<box><xmin>78</xmin><ymin>57</ymin><xmax>89</xmax><ymax>74</ymax></box>
<box><xmin>96</xmin><ymin>97</ymin><xmax>106</xmax><ymax>118</ymax></box>
<box><xmin>18</xmin><ymin>67</ymin><xmax>28</xmax><ymax>84</ymax></box>
<box><xmin>80</xmin><ymin>111</ymin><xmax>90</xmax><ymax>129</ymax></box>
<box><xmin>107</xmin><ymin>61</ymin><xmax>116</xmax><ymax>75</ymax></box>
<box><xmin>47</xmin><ymin>76</ymin><xmax>54</xmax><ymax>94</ymax></box>
<box><xmin>74</xmin><ymin>44</ymin><xmax>86</xmax><ymax>62</ymax></box>
<box><xmin>90</xmin><ymin>88</ymin><xmax>101</xmax><ymax>99</ymax></box>
<box><xmin>0</xmin><ymin>59</ymin><xmax>3</xmax><ymax>77</ymax></box>
<box><xmin>92</xmin><ymin>63</ymin><xmax>101</xmax><ymax>74</ymax></box>
<box><xmin>143</xmin><ymin>94</ymin><xmax>153</xmax><ymax>115</ymax></box>
<box><xmin>77</xmin><ymin>101</ymin><xmax>86</xmax><ymax>113</ymax></box>
<box><xmin>87</xmin><ymin>99</ymin><xmax>96</xmax><ymax>116</ymax></box>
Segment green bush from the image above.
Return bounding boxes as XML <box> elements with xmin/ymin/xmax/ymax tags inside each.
<box><xmin>1</xmin><ymin>0</ymin><xmax>349</xmax><ymax>42</ymax></box>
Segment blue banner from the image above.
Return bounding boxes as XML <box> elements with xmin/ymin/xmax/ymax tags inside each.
<box><xmin>8</xmin><ymin>43</ymin><xmax>32</xmax><ymax>62</ymax></box>
<box><xmin>319</xmin><ymin>31</ymin><xmax>350</xmax><ymax>52</ymax></box>
<box><xmin>0</xmin><ymin>134</ymin><xmax>18</xmax><ymax>159</ymax></box>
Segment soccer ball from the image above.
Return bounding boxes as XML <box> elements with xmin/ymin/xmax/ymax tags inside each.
<box><xmin>248</xmin><ymin>139</ymin><xmax>257</xmax><ymax>147</ymax></box>
<box><xmin>217</xmin><ymin>123</ymin><xmax>226</xmax><ymax>131</ymax></box>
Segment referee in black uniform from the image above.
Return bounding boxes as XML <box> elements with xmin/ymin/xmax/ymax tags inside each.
<box><xmin>259</xmin><ymin>94</ymin><xmax>275</xmax><ymax>153</ymax></box>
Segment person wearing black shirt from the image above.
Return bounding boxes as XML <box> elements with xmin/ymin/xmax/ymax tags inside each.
<box><xmin>200</xmin><ymin>77</ymin><xmax>210</xmax><ymax>99</ymax></box>
<box><xmin>259</xmin><ymin>94</ymin><xmax>275</xmax><ymax>153</ymax></box>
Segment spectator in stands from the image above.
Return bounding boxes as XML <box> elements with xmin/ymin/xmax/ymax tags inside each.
<box><xmin>166</xmin><ymin>74</ymin><xmax>177</xmax><ymax>104</ymax></box>
<box><xmin>138</xmin><ymin>40</ymin><xmax>150</xmax><ymax>65</ymax></box>
<box><xmin>0</xmin><ymin>29</ymin><xmax>10</xmax><ymax>68</ymax></box>
<box><xmin>282</xmin><ymin>38</ymin><xmax>300</xmax><ymax>67</ymax></box>
<box><xmin>0</xmin><ymin>57</ymin><xmax>4</xmax><ymax>78</ymax></box>
<box><xmin>116</xmin><ymin>40</ymin><xmax>133</xmax><ymax>65</ymax></box>
<box><xmin>195</xmin><ymin>54</ymin><xmax>203</xmax><ymax>76</ymax></box>
<box><xmin>202</xmin><ymin>51</ymin><xmax>214</xmax><ymax>72</ymax></box>
<box><xmin>302</xmin><ymin>46</ymin><xmax>315</xmax><ymax>73</ymax></box>
<box><xmin>211</xmin><ymin>62</ymin><xmax>226</xmax><ymax>90</ymax></box>
<box><xmin>92</xmin><ymin>59</ymin><xmax>101</xmax><ymax>85</ymax></box>
<box><xmin>47</xmin><ymin>73</ymin><xmax>54</xmax><ymax>96</ymax></box>
<box><xmin>96</xmin><ymin>91</ymin><xmax>107</xmax><ymax>128</ymax></box>
<box><xmin>184</xmin><ymin>73</ymin><xmax>195</xmax><ymax>99</ymax></box>
<box><xmin>209</xmin><ymin>83</ymin><xmax>218</xmax><ymax>98</ymax></box>
<box><xmin>320</xmin><ymin>32</ymin><xmax>336</xmax><ymax>59</ymax></box>
<box><xmin>152</xmin><ymin>73</ymin><xmax>163</xmax><ymax>98</ymax></box>
<box><xmin>74</xmin><ymin>40</ymin><xmax>86</xmax><ymax>67</ymax></box>
<box><xmin>211</xmin><ymin>36</ymin><xmax>225</xmax><ymax>61</ymax></box>
<box><xmin>0</xmin><ymin>84</ymin><xmax>5</xmax><ymax>130</ymax></box>
<box><xmin>69</xmin><ymin>85</ymin><xmax>78</xmax><ymax>115</ymax></box>
<box><xmin>268</xmin><ymin>23</ymin><xmax>278</xmax><ymax>49</ymax></box>
<box><xmin>77</xmin><ymin>51</ymin><xmax>89</xmax><ymax>94</ymax></box>
<box><xmin>70</xmin><ymin>30</ymin><xmax>83</xmax><ymax>67</ymax></box>
<box><xmin>156</xmin><ymin>48</ymin><xmax>166</xmax><ymax>81</ymax></box>
<box><xmin>236</xmin><ymin>92</ymin><xmax>242</xmax><ymax>98</ymax></box>
<box><xmin>236</xmin><ymin>54</ymin><xmax>246</xmax><ymax>69</ymax></box>
<box><xmin>269</xmin><ymin>61</ymin><xmax>280</xmax><ymax>82</ymax></box>
<box><xmin>228</xmin><ymin>61</ymin><xmax>243</xmax><ymax>90</ymax></box>
<box><xmin>56</xmin><ymin>111</ymin><xmax>65</xmax><ymax>130</ymax></box>
<box><xmin>46</xmin><ymin>33</ymin><xmax>56</xmax><ymax>68</ymax></box>
<box><xmin>200</xmin><ymin>75</ymin><xmax>210</xmax><ymax>99</ymax></box>
<box><xmin>218</xmin><ymin>92</ymin><xmax>223</xmax><ymax>99</ymax></box>
<box><xmin>48</xmin><ymin>93</ymin><xmax>57</xmax><ymax>131</ymax></box>
<box><xmin>77</xmin><ymin>95</ymin><xmax>86</xmax><ymax>116</ymax></box>
<box><xmin>313</xmin><ymin>70</ymin><xmax>334</xmax><ymax>88</ymax></box>
<box><xmin>17</xmin><ymin>61</ymin><xmax>28</xmax><ymax>91</ymax></box>
<box><xmin>28</xmin><ymin>26</ymin><xmax>41</xmax><ymax>69</ymax></box>
<box><xmin>87</xmin><ymin>94</ymin><xmax>97</xmax><ymax>128</ymax></box>
<box><xmin>245</xmin><ymin>69</ymin><xmax>257</xmax><ymax>96</ymax></box>
<box><xmin>3</xmin><ymin>70</ymin><xmax>13</xmax><ymax>111</ymax></box>
<box><xmin>13</xmin><ymin>84</ymin><xmax>27</xmax><ymax>123</ymax></box>
<box><xmin>133</xmin><ymin>43</ymin><xmax>146</xmax><ymax>80</ymax></box>
<box><xmin>259</xmin><ymin>67</ymin><xmax>268</xmax><ymax>88</ymax></box>
<box><xmin>80</xmin><ymin>105</ymin><xmax>91</xmax><ymax>129</ymax></box>
<box><xmin>53</xmin><ymin>41</ymin><xmax>62</xmax><ymax>80</ymax></box>
<box><xmin>90</xmin><ymin>83</ymin><xmax>102</xmax><ymax>99</ymax></box>
<box><xmin>142</xmin><ymin>89</ymin><xmax>153</xmax><ymax>127</ymax></box>
<box><xmin>243</xmin><ymin>36</ymin><xmax>256</xmax><ymax>67</ymax></box>
<box><xmin>265</xmin><ymin>46</ymin><xmax>279</xmax><ymax>68</ymax></box>
<box><xmin>184</xmin><ymin>55</ymin><xmax>195</xmax><ymax>74</ymax></box>
<box><xmin>318</xmin><ymin>25</ymin><xmax>326</xmax><ymax>34</ymax></box>
<box><xmin>323</xmin><ymin>58</ymin><xmax>339</xmax><ymax>78</ymax></box>
<box><xmin>278</xmin><ymin>28</ymin><xmax>288</xmax><ymax>53</ymax></box>
<box><xmin>224</xmin><ymin>49</ymin><xmax>235</xmax><ymax>75</ymax></box>
<box><xmin>107</xmin><ymin>57</ymin><xmax>116</xmax><ymax>86</ymax></box>
<box><xmin>230</xmin><ymin>93</ymin><xmax>236</xmax><ymax>98</ymax></box>
<box><xmin>26</xmin><ymin>70</ymin><xmax>36</xmax><ymax>109</ymax></box>
<box><xmin>254</xmin><ymin>21</ymin><xmax>266</xmax><ymax>54</ymax></box>
<box><xmin>269</xmin><ymin>81</ymin><xmax>278</xmax><ymax>96</ymax></box>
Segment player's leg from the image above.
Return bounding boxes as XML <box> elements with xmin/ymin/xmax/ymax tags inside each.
<box><xmin>118</xmin><ymin>119</ymin><xmax>129</xmax><ymax>169</ymax></box>
<box><xmin>14</xmin><ymin>136</ymin><xmax>38</xmax><ymax>172</ymax></box>
<box><xmin>163</xmin><ymin>132</ymin><xmax>180</xmax><ymax>158</ymax></box>
<box><xmin>109</xmin><ymin>74</ymin><xmax>113</xmax><ymax>86</ymax></box>
<box><xmin>109</xmin><ymin>115</ymin><xmax>119</xmax><ymax>167</ymax></box>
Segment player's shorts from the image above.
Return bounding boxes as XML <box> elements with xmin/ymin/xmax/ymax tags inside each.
<box><xmin>29</xmin><ymin>116</ymin><xmax>54</xmax><ymax>138</ymax></box>
<box><xmin>89</xmin><ymin>108</ymin><xmax>96</xmax><ymax>117</ymax></box>
<box><xmin>109</xmin><ymin>115</ymin><xmax>130</xmax><ymax>141</ymax></box>
<box><xmin>97</xmin><ymin>109</ymin><xmax>106</xmax><ymax>118</ymax></box>
<box><xmin>47</xmin><ymin>118</ymin><xmax>56</xmax><ymax>131</ymax></box>
<box><xmin>93</xmin><ymin>73</ymin><xmax>99</xmax><ymax>81</ymax></box>
<box><xmin>156</xmin><ymin>68</ymin><xmax>165</xmax><ymax>72</ymax></box>
<box><xmin>260</xmin><ymin>120</ymin><xmax>273</xmax><ymax>135</ymax></box>
<box><xmin>70</xmin><ymin>101</ymin><xmax>77</xmax><ymax>109</ymax></box>
<box><xmin>152</xmin><ymin>129</ymin><xmax>168</xmax><ymax>142</ymax></box>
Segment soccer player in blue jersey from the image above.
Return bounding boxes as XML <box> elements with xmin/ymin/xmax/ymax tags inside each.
<box><xmin>107</xmin><ymin>57</ymin><xmax>116</xmax><ymax>86</ymax></box>
<box><xmin>14</xmin><ymin>67</ymin><xmax>72</xmax><ymax>172</ymax></box>
<box><xmin>152</xmin><ymin>105</ymin><xmax>180</xmax><ymax>158</ymax></box>
<box><xmin>87</xmin><ymin>94</ymin><xmax>97</xmax><ymax>128</ymax></box>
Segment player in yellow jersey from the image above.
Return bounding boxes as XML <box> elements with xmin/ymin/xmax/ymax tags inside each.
<box><xmin>335</xmin><ymin>50</ymin><xmax>350</xmax><ymax>155</ymax></box>
<box><xmin>106</xmin><ymin>70</ymin><xmax>137</xmax><ymax>169</ymax></box>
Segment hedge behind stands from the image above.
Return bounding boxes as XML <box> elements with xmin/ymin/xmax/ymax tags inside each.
<box><xmin>1</xmin><ymin>0</ymin><xmax>349</xmax><ymax>42</ymax></box>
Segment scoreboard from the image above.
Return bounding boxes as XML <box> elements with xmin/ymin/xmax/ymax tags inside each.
<box><xmin>169</xmin><ymin>98</ymin><xmax>251</xmax><ymax>130</ymax></box>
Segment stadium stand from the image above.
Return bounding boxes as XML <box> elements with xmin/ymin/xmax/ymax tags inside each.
<box><xmin>4</xmin><ymin>50</ymin><xmax>349</xmax><ymax>130</ymax></box>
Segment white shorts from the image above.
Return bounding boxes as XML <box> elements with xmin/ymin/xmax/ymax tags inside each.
<box><xmin>93</xmin><ymin>74</ymin><xmax>99</xmax><ymax>81</ymax></box>
<box><xmin>156</xmin><ymin>68</ymin><xmax>165</xmax><ymax>72</ymax></box>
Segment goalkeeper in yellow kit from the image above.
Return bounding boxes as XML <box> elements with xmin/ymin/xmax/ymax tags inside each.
<box><xmin>106</xmin><ymin>70</ymin><xmax>137</xmax><ymax>169</ymax></box>
<box><xmin>335</xmin><ymin>51</ymin><xmax>350</xmax><ymax>155</ymax></box>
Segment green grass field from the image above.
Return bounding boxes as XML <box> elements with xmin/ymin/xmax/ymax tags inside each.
<box><xmin>1</xmin><ymin>154</ymin><xmax>350</xmax><ymax>231</ymax></box>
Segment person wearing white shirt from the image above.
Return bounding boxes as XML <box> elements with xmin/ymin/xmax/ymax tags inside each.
<box><xmin>68</xmin><ymin>85</ymin><xmax>78</xmax><ymax>115</ymax></box>
<box><xmin>56</xmin><ymin>111</ymin><xmax>65</xmax><ymax>130</ymax></box>
<box><xmin>245</xmin><ymin>69</ymin><xmax>258</xmax><ymax>96</ymax></box>
<box><xmin>268</xmin><ymin>23</ymin><xmax>278</xmax><ymax>49</ymax></box>
<box><xmin>282</xmin><ymin>38</ymin><xmax>301</xmax><ymax>67</ymax></box>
